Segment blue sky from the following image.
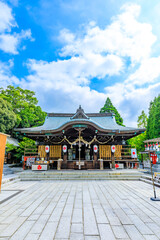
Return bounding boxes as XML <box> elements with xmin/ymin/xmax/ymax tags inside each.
<box><xmin>1</xmin><ymin>0</ymin><xmax>160</xmax><ymax>126</ymax></box>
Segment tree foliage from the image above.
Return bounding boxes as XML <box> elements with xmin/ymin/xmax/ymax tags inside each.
<box><xmin>128</xmin><ymin>111</ymin><xmax>147</xmax><ymax>160</ymax></box>
<box><xmin>0</xmin><ymin>85</ymin><xmax>46</xmax><ymax>128</ymax></box>
<box><xmin>14</xmin><ymin>137</ymin><xmax>36</xmax><ymax>160</ymax></box>
<box><xmin>146</xmin><ymin>95</ymin><xmax>160</xmax><ymax>139</ymax></box>
<box><xmin>128</xmin><ymin>132</ymin><xmax>146</xmax><ymax>161</ymax></box>
<box><xmin>137</xmin><ymin>110</ymin><xmax>148</xmax><ymax>128</ymax></box>
<box><xmin>0</xmin><ymin>97</ymin><xmax>17</xmax><ymax>133</ymax></box>
<box><xmin>100</xmin><ymin>97</ymin><xmax>124</xmax><ymax>126</ymax></box>
<box><xmin>0</xmin><ymin>85</ymin><xmax>46</xmax><ymax>162</ymax></box>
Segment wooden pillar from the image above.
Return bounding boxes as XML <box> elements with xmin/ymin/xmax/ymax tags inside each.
<box><xmin>141</xmin><ymin>154</ymin><xmax>144</xmax><ymax>169</ymax></box>
<box><xmin>0</xmin><ymin>133</ymin><xmax>8</xmax><ymax>192</ymax></box>
<box><xmin>126</xmin><ymin>161</ymin><xmax>128</xmax><ymax>169</ymax></box>
<box><xmin>62</xmin><ymin>153</ymin><xmax>67</xmax><ymax>169</ymax></box>
<box><xmin>93</xmin><ymin>153</ymin><xmax>97</xmax><ymax>169</ymax></box>
<box><xmin>111</xmin><ymin>151</ymin><xmax>115</xmax><ymax>169</ymax></box>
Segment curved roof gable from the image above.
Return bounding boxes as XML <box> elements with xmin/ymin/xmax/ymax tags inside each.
<box><xmin>15</xmin><ymin>106</ymin><xmax>145</xmax><ymax>134</ymax></box>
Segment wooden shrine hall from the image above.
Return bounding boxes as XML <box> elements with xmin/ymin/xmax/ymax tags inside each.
<box><xmin>15</xmin><ymin>106</ymin><xmax>145</xmax><ymax>170</ymax></box>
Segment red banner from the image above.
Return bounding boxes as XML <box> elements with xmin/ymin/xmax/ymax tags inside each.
<box><xmin>150</xmin><ymin>153</ymin><xmax>157</xmax><ymax>164</ymax></box>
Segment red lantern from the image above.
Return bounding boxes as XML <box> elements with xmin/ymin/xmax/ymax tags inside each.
<box><xmin>111</xmin><ymin>145</ymin><xmax>116</xmax><ymax>153</ymax></box>
<box><xmin>45</xmin><ymin>145</ymin><xmax>50</xmax><ymax>153</ymax></box>
<box><xmin>63</xmin><ymin>145</ymin><xmax>67</xmax><ymax>153</ymax></box>
<box><xmin>93</xmin><ymin>145</ymin><xmax>98</xmax><ymax>153</ymax></box>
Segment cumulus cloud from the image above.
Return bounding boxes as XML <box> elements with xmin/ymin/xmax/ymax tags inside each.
<box><xmin>0</xmin><ymin>1</ymin><xmax>16</xmax><ymax>32</ymax></box>
<box><xmin>0</xmin><ymin>1</ymin><xmax>33</xmax><ymax>54</ymax></box>
<box><xmin>0</xmin><ymin>60</ymin><xmax>19</xmax><ymax>88</ymax></box>
<box><xmin>21</xmin><ymin>3</ymin><xmax>160</xmax><ymax>126</ymax></box>
<box><xmin>60</xmin><ymin>3</ymin><xmax>156</xmax><ymax>65</ymax></box>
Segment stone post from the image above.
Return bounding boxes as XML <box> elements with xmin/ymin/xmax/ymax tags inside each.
<box><xmin>57</xmin><ymin>159</ymin><xmax>63</xmax><ymax>170</ymax></box>
<box><xmin>99</xmin><ymin>159</ymin><xmax>104</xmax><ymax>170</ymax></box>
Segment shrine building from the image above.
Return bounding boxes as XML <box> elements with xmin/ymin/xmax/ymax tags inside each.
<box><xmin>15</xmin><ymin>106</ymin><xmax>145</xmax><ymax>170</ymax></box>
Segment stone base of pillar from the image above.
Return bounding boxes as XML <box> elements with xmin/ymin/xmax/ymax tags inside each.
<box><xmin>57</xmin><ymin>159</ymin><xmax>63</xmax><ymax>170</ymax></box>
<box><xmin>98</xmin><ymin>159</ymin><xmax>104</xmax><ymax>170</ymax></box>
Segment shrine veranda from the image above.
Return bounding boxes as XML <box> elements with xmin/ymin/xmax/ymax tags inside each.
<box><xmin>15</xmin><ymin>106</ymin><xmax>145</xmax><ymax>170</ymax></box>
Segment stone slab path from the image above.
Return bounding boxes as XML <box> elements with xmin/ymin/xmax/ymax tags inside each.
<box><xmin>0</xmin><ymin>180</ymin><xmax>160</xmax><ymax>240</ymax></box>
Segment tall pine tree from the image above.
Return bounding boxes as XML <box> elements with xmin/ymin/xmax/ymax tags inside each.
<box><xmin>100</xmin><ymin>97</ymin><xmax>124</xmax><ymax>126</ymax></box>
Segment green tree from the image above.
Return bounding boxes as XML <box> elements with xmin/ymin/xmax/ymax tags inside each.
<box><xmin>137</xmin><ymin>110</ymin><xmax>148</xmax><ymax>128</ymax></box>
<box><xmin>15</xmin><ymin>137</ymin><xmax>36</xmax><ymax>160</ymax></box>
<box><xmin>146</xmin><ymin>95</ymin><xmax>160</xmax><ymax>139</ymax></box>
<box><xmin>100</xmin><ymin>97</ymin><xmax>124</xmax><ymax>126</ymax></box>
<box><xmin>128</xmin><ymin>110</ymin><xmax>147</xmax><ymax>160</ymax></box>
<box><xmin>0</xmin><ymin>85</ymin><xmax>46</xmax><ymax>128</ymax></box>
<box><xmin>128</xmin><ymin>131</ymin><xmax>146</xmax><ymax>161</ymax></box>
<box><xmin>0</xmin><ymin>98</ymin><xmax>17</xmax><ymax>133</ymax></box>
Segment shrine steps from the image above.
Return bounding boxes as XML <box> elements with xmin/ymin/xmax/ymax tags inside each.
<box><xmin>19</xmin><ymin>170</ymin><xmax>143</xmax><ymax>181</ymax></box>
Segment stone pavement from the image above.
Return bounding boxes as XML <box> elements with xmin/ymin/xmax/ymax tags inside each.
<box><xmin>0</xmin><ymin>180</ymin><xmax>160</xmax><ymax>240</ymax></box>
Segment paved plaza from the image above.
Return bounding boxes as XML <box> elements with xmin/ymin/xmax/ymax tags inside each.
<box><xmin>0</xmin><ymin>180</ymin><xmax>160</xmax><ymax>240</ymax></box>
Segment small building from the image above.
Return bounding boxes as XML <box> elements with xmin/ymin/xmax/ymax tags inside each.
<box><xmin>5</xmin><ymin>137</ymin><xmax>19</xmax><ymax>164</ymax></box>
<box><xmin>15</xmin><ymin>106</ymin><xmax>145</xmax><ymax>170</ymax></box>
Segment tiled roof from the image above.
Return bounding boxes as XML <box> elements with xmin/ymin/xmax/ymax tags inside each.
<box><xmin>15</xmin><ymin>114</ymin><xmax>144</xmax><ymax>133</ymax></box>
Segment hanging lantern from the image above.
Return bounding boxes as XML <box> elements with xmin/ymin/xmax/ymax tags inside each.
<box><xmin>45</xmin><ymin>145</ymin><xmax>50</xmax><ymax>153</ymax></box>
<box><xmin>111</xmin><ymin>145</ymin><xmax>116</xmax><ymax>153</ymax></box>
<box><xmin>63</xmin><ymin>145</ymin><xmax>67</xmax><ymax>153</ymax></box>
<box><xmin>93</xmin><ymin>145</ymin><xmax>98</xmax><ymax>153</ymax></box>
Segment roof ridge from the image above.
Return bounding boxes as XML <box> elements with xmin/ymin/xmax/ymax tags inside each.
<box><xmin>47</xmin><ymin>112</ymin><xmax>114</xmax><ymax>117</ymax></box>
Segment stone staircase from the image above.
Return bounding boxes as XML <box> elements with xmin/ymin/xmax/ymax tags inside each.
<box><xmin>19</xmin><ymin>170</ymin><xmax>143</xmax><ymax>181</ymax></box>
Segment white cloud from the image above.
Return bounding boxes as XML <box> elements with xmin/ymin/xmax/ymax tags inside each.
<box><xmin>127</xmin><ymin>57</ymin><xmax>160</xmax><ymax>85</ymax></box>
<box><xmin>0</xmin><ymin>29</ymin><xmax>34</xmax><ymax>54</ymax></box>
<box><xmin>19</xmin><ymin>3</ymin><xmax>160</xmax><ymax>127</ymax></box>
<box><xmin>60</xmin><ymin>3</ymin><xmax>156</xmax><ymax>65</ymax></box>
<box><xmin>0</xmin><ymin>1</ymin><xmax>16</xmax><ymax>33</ymax></box>
<box><xmin>105</xmin><ymin>56</ymin><xmax>160</xmax><ymax>126</ymax></box>
<box><xmin>0</xmin><ymin>60</ymin><xmax>19</xmax><ymax>88</ymax></box>
<box><xmin>0</xmin><ymin>1</ymin><xmax>33</xmax><ymax>54</ymax></box>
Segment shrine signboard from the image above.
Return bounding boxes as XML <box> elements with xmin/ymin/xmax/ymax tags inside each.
<box><xmin>32</xmin><ymin>164</ymin><xmax>48</xmax><ymax>171</ymax></box>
